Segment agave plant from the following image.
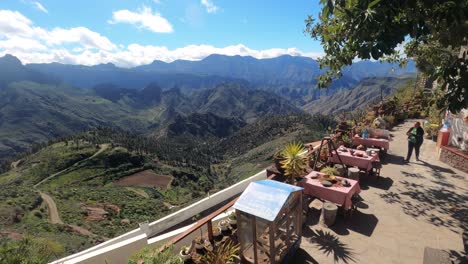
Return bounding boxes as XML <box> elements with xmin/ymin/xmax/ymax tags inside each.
<box><xmin>280</xmin><ymin>142</ymin><xmax>308</xmax><ymax>184</ymax></box>
<box><xmin>198</xmin><ymin>239</ymin><xmax>240</xmax><ymax>264</ymax></box>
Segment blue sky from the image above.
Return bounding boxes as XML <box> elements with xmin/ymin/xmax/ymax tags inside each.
<box><xmin>0</xmin><ymin>0</ymin><xmax>324</xmax><ymax>67</ymax></box>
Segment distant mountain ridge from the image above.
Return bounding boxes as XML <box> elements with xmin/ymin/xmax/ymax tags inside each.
<box><xmin>0</xmin><ymin>81</ymin><xmax>300</xmax><ymax>158</ymax></box>
<box><xmin>0</xmin><ymin>54</ymin><xmax>416</xmax><ymax>159</ymax></box>
<box><xmin>22</xmin><ymin>54</ymin><xmax>416</xmax><ymax>89</ymax></box>
<box><xmin>0</xmin><ymin>54</ymin><xmax>58</xmax><ymax>86</ymax></box>
<box><xmin>304</xmin><ymin>75</ymin><xmax>415</xmax><ymax>114</ymax></box>
<box><xmin>0</xmin><ymin>54</ymin><xmax>416</xmax><ymax>107</ymax></box>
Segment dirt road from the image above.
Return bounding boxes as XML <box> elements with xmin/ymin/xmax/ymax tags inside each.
<box><xmin>39</xmin><ymin>192</ymin><xmax>63</xmax><ymax>224</ymax></box>
<box><xmin>34</xmin><ymin>144</ymin><xmax>109</xmax><ymax>187</ymax></box>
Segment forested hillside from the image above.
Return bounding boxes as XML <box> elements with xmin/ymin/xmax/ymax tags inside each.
<box><xmin>0</xmin><ymin>81</ymin><xmax>299</xmax><ymax>162</ymax></box>
<box><xmin>0</xmin><ymin>112</ymin><xmax>334</xmax><ymax>261</ymax></box>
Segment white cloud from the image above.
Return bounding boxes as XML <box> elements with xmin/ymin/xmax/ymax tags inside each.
<box><xmin>0</xmin><ymin>10</ymin><xmax>35</xmax><ymax>37</ymax></box>
<box><xmin>108</xmin><ymin>6</ymin><xmax>173</xmax><ymax>33</ymax></box>
<box><xmin>0</xmin><ymin>36</ymin><xmax>47</xmax><ymax>52</ymax></box>
<box><xmin>0</xmin><ymin>10</ymin><xmax>323</xmax><ymax>68</ymax></box>
<box><xmin>2</xmin><ymin>43</ymin><xmax>323</xmax><ymax>68</ymax></box>
<box><xmin>46</xmin><ymin>27</ymin><xmax>116</xmax><ymax>51</ymax></box>
<box><xmin>0</xmin><ymin>10</ymin><xmax>115</xmax><ymax>52</ymax></box>
<box><xmin>33</xmin><ymin>1</ymin><xmax>48</xmax><ymax>13</ymax></box>
<box><xmin>200</xmin><ymin>0</ymin><xmax>219</xmax><ymax>13</ymax></box>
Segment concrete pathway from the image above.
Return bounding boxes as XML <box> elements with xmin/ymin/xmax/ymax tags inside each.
<box><xmin>296</xmin><ymin>120</ymin><xmax>467</xmax><ymax>264</ymax></box>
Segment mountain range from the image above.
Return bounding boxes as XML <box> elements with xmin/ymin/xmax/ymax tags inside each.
<box><xmin>25</xmin><ymin>54</ymin><xmax>416</xmax><ymax>88</ymax></box>
<box><xmin>0</xmin><ymin>54</ymin><xmax>415</xmax><ymax>160</ymax></box>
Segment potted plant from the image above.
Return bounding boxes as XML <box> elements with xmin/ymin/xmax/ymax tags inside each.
<box><xmin>424</xmin><ymin>124</ymin><xmax>432</xmax><ymax>139</ymax></box>
<box><xmin>273</xmin><ymin>151</ymin><xmax>286</xmax><ymax>174</ymax></box>
<box><xmin>320</xmin><ymin>166</ymin><xmax>339</xmax><ymax>176</ymax></box>
<box><xmin>228</xmin><ymin>211</ymin><xmax>236</xmax><ymax>226</ymax></box>
<box><xmin>341</xmin><ymin>133</ymin><xmax>352</xmax><ymax>147</ymax></box>
<box><xmin>212</xmin><ymin>227</ymin><xmax>223</xmax><ymax>241</ymax></box>
<box><xmin>218</xmin><ymin>220</ymin><xmax>229</xmax><ymax>231</ymax></box>
<box><xmin>280</xmin><ymin>142</ymin><xmax>308</xmax><ymax>184</ymax></box>
<box><xmin>194</xmin><ymin>236</ymin><xmax>206</xmax><ymax>250</ymax></box>
<box><xmin>179</xmin><ymin>245</ymin><xmax>192</xmax><ymax>261</ymax></box>
<box><xmin>199</xmin><ymin>239</ymin><xmax>240</xmax><ymax>264</ymax></box>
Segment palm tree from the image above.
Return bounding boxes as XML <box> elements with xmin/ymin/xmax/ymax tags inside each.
<box><xmin>280</xmin><ymin>142</ymin><xmax>308</xmax><ymax>184</ymax></box>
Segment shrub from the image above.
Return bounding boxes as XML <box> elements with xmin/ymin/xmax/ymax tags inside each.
<box><xmin>199</xmin><ymin>239</ymin><xmax>240</xmax><ymax>264</ymax></box>
<box><xmin>0</xmin><ymin>236</ymin><xmax>64</xmax><ymax>264</ymax></box>
<box><xmin>128</xmin><ymin>245</ymin><xmax>182</xmax><ymax>264</ymax></box>
<box><xmin>33</xmin><ymin>211</ymin><xmax>43</xmax><ymax>218</ymax></box>
<box><xmin>320</xmin><ymin>166</ymin><xmax>339</xmax><ymax>176</ymax></box>
<box><xmin>383</xmin><ymin>115</ymin><xmax>395</xmax><ymax>128</ymax></box>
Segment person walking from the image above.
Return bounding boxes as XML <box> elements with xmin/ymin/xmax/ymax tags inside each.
<box><xmin>404</xmin><ymin>121</ymin><xmax>425</xmax><ymax>162</ymax></box>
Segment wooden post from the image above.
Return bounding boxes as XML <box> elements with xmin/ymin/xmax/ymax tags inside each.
<box><xmin>286</xmin><ymin>213</ymin><xmax>291</xmax><ymax>249</ymax></box>
<box><xmin>207</xmin><ymin>220</ymin><xmax>214</xmax><ymax>245</ymax></box>
<box><xmin>269</xmin><ymin>222</ymin><xmax>276</xmax><ymax>264</ymax></box>
<box><xmin>252</xmin><ymin>217</ymin><xmax>258</xmax><ymax>263</ymax></box>
<box><xmin>298</xmin><ymin>193</ymin><xmax>303</xmax><ymax>237</ymax></box>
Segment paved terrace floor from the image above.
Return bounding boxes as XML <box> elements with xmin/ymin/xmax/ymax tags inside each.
<box><xmin>293</xmin><ymin>120</ymin><xmax>467</xmax><ymax>264</ymax></box>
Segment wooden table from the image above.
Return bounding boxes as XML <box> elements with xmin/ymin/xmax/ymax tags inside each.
<box><xmin>352</xmin><ymin>137</ymin><xmax>391</xmax><ymax>150</ymax></box>
<box><xmin>329</xmin><ymin>149</ymin><xmax>380</xmax><ymax>172</ymax></box>
<box><xmin>298</xmin><ymin>171</ymin><xmax>360</xmax><ymax>210</ymax></box>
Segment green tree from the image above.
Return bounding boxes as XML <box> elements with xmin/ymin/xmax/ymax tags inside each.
<box><xmin>306</xmin><ymin>0</ymin><xmax>467</xmax><ymax>112</ymax></box>
<box><xmin>0</xmin><ymin>236</ymin><xmax>64</xmax><ymax>264</ymax></box>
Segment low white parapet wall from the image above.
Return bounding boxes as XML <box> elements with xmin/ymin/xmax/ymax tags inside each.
<box><xmin>146</xmin><ymin>169</ymin><xmax>267</xmax><ymax>236</ymax></box>
<box><xmin>50</xmin><ymin>169</ymin><xmax>267</xmax><ymax>264</ymax></box>
<box><xmin>50</xmin><ymin>229</ymin><xmax>144</xmax><ymax>264</ymax></box>
<box><xmin>66</xmin><ymin>233</ymin><xmax>147</xmax><ymax>264</ymax></box>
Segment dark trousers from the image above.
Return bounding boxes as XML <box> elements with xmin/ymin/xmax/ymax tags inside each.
<box><xmin>406</xmin><ymin>141</ymin><xmax>421</xmax><ymax>160</ymax></box>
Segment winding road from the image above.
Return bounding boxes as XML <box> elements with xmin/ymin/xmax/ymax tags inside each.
<box><xmin>39</xmin><ymin>192</ymin><xmax>63</xmax><ymax>224</ymax></box>
<box><xmin>34</xmin><ymin>144</ymin><xmax>109</xmax><ymax>187</ymax></box>
<box><xmin>35</xmin><ymin>144</ymin><xmax>111</xmax><ymax>237</ymax></box>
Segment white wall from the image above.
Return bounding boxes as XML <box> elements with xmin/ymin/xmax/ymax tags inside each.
<box><xmin>65</xmin><ymin>234</ymin><xmax>147</xmax><ymax>264</ymax></box>
<box><xmin>146</xmin><ymin>169</ymin><xmax>267</xmax><ymax>236</ymax></box>
<box><xmin>50</xmin><ymin>169</ymin><xmax>267</xmax><ymax>264</ymax></box>
<box><xmin>448</xmin><ymin>110</ymin><xmax>468</xmax><ymax>150</ymax></box>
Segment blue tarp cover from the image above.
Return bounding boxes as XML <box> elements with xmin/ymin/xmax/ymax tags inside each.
<box><xmin>233</xmin><ymin>180</ymin><xmax>303</xmax><ymax>221</ymax></box>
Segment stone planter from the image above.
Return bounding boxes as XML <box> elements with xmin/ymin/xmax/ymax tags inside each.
<box><xmin>194</xmin><ymin>239</ymin><xmax>206</xmax><ymax>249</ymax></box>
<box><xmin>218</xmin><ymin>220</ymin><xmax>229</xmax><ymax>231</ymax></box>
<box><xmin>228</xmin><ymin>218</ymin><xmax>237</xmax><ymax>225</ymax></box>
<box><xmin>179</xmin><ymin>250</ymin><xmax>191</xmax><ymax>260</ymax></box>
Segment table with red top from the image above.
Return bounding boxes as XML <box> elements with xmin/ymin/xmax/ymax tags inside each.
<box><xmin>352</xmin><ymin>136</ymin><xmax>391</xmax><ymax>150</ymax></box>
<box><xmin>329</xmin><ymin>149</ymin><xmax>380</xmax><ymax>172</ymax></box>
<box><xmin>298</xmin><ymin>171</ymin><xmax>361</xmax><ymax>210</ymax></box>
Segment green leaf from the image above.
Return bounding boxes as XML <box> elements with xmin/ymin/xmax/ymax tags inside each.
<box><xmin>368</xmin><ymin>0</ymin><xmax>380</xmax><ymax>9</ymax></box>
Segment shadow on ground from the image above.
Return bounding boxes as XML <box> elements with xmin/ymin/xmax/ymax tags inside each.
<box><xmin>304</xmin><ymin>201</ymin><xmax>378</xmax><ymax>238</ymax></box>
<box><xmin>332</xmin><ymin>211</ymin><xmax>379</xmax><ymax>237</ymax></box>
<box><xmin>380</xmin><ymin>178</ymin><xmax>467</xmax><ymax>233</ymax></box>
<box><xmin>382</xmin><ymin>153</ymin><xmax>406</xmax><ymax>165</ymax></box>
<box><xmin>446</xmin><ymin>250</ymin><xmax>467</xmax><ymax>264</ymax></box>
<box><xmin>360</xmin><ymin>176</ymin><xmax>393</xmax><ymax>191</ymax></box>
<box><xmin>303</xmin><ymin>228</ymin><xmax>357</xmax><ymax>264</ymax></box>
<box><xmin>290</xmin><ymin>248</ymin><xmax>319</xmax><ymax>264</ymax></box>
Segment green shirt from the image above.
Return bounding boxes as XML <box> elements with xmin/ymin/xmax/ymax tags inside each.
<box><xmin>408</xmin><ymin>128</ymin><xmax>417</xmax><ymax>143</ymax></box>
